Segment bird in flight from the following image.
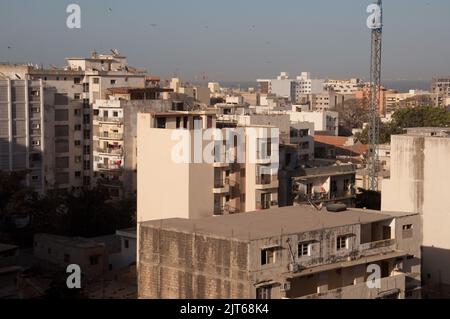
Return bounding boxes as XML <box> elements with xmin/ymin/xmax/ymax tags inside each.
<box><xmin>150</xmin><ymin>23</ymin><xmax>158</xmax><ymax>27</ymax></box>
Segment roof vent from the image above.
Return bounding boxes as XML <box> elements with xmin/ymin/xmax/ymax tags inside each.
<box><xmin>326</xmin><ymin>203</ymin><xmax>347</xmax><ymax>213</ymax></box>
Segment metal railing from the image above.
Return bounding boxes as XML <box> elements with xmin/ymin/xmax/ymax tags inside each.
<box><xmin>93</xmin><ymin>116</ymin><xmax>123</xmax><ymax>123</ymax></box>
<box><xmin>95</xmin><ymin>148</ymin><xmax>124</xmax><ymax>155</ymax></box>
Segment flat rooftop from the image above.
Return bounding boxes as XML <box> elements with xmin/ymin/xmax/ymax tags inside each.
<box><xmin>141</xmin><ymin>206</ymin><xmax>398</xmax><ymax>241</ymax></box>
<box><xmin>34</xmin><ymin>234</ymin><xmax>105</xmax><ymax>249</ymax></box>
<box><xmin>0</xmin><ymin>243</ymin><xmax>18</xmax><ymax>253</ymax></box>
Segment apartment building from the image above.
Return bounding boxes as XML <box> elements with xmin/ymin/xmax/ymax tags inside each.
<box><xmin>324</xmin><ymin>78</ymin><xmax>363</xmax><ymax>94</ymax></box>
<box><xmin>385</xmin><ymin>90</ymin><xmax>432</xmax><ymax>111</ymax></box>
<box><xmin>137</xmin><ymin>111</ymin><xmax>280</xmax><ymax>225</ymax></box>
<box><xmin>138</xmin><ymin>205</ymin><xmax>421</xmax><ymax>299</ymax></box>
<box><xmin>431</xmin><ymin>77</ymin><xmax>450</xmax><ymax>108</ymax></box>
<box><xmin>292</xmin><ymin>163</ymin><xmax>356</xmax><ymax>206</ymax></box>
<box><xmin>92</xmin><ymin>87</ymin><xmax>174</xmax><ymax>198</ymax></box>
<box><xmin>169</xmin><ymin>77</ymin><xmax>210</xmax><ymax>105</ymax></box>
<box><xmin>381</xmin><ymin>128</ymin><xmax>450</xmax><ymax>298</ymax></box>
<box><xmin>289</xmin><ymin>110</ymin><xmax>339</xmax><ymax>136</ymax></box>
<box><xmin>0</xmin><ymin>52</ymin><xmax>147</xmax><ymax>191</ymax></box>
<box><xmin>0</xmin><ymin>79</ymin><xmax>46</xmax><ymax>192</ymax></box>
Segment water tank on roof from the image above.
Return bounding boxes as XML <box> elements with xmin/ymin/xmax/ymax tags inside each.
<box><xmin>326</xmin><ymin>203</ymin><xmax>348</xmax><ymax>213</ymax></box>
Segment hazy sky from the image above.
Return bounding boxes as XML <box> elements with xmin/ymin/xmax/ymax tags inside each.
<box><xmin>1</xmin><ymin>0</ymin><xmax>449</xmax><ymax>82</ymax></box>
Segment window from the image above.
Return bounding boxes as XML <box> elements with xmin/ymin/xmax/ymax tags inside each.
<box><xmin>298</xmin><ymin>242</ymin><xmax>311</xmax><ymax>257</ymax></box>
<box><xmin>74</xmin><ymin>93</ymin><xmax>81</xmax><ymax>100</ymax></box>
<box><xmin>84</xmin><ymin>130</ymin><xmax>90</xmax><ymax>139</ymax></box>
<box><xmin>75</xmin><ymin>171</ymin><xmax>81</xmax><ymax>178</ymax></box>
<box><xmin>93</xmin><ymin>78</ymin><xmax>100</xmax><ymax>84</ymax></box>
<box><xmin>75</xmin><ymin>156</ymin><xmax>82</xmax><ymax>163</ymax></box>
<box><xmin>74</xmin><ymin>140</ymin><xmax>81</xmax><ymax>147</ymax></box>
<box><xmin>176</xmin><ymin>117</ymin><xmax>181</xmax><ymax>129</ymax></box>
<box><xmin>83</xmin><ymin>176</ymin><xmax>90</xmax><ymax>186</ymax></box>
<box><xmin>74</xmin><ymin>78</ymin><xmax>81</xmax><ymax>84</ymax></box>
<box><xmin>31</xmin><ymin>175</ymin><xmax>40</xmax><ymax>182</ymax></box>
<box><xmin>83</xmin><ymin>160</ymin><xmax>90</xmax><ymax>170</ymax></box>
<box><xmin>157</xmin><ymin>117</ymin><xmax>166</xmax><ymax>129</ymax></box>
<box><xmin>113</xmin><ymin>111</ymin><xmax>118</xmax><ymax>117</ymax></box>
<box><xmin>261</xmin><ymin>248</ymin><xmax>276</xmax><ymax>265</ymax></box>
<box><xmin>83</xmin><ymin>145</ymin><xmax>90</xmax><ymax>155</ymax></box>
<box><xmin>74</xmin><ymin>109</ymin><xmax>81</xmax><ymax>116</ymax></box>
<box><xmin>110</xmin><ymin>79</ymin><xmax>116</xmax><ymax>85</ymax></box>
<box><xmin>124</xmin><ymin>239</ymin><xmax>129</xmax><ymax>249</ymax></box>
<box><xmin>56</xmin><ymin>157</ymin><xmax>69</xmax><ymax>169</ymax></box>
<box><xmin>64</xmin><ymin>254</ymin><xmax>71</xmax><ymax>263</ymax></box>
<box><xmin>402</xmin><ymin>224</ymin><xmax>413</xmax><ymax>239</ymax></box>
<box><xmin>89</xmin><ymin>255</ymin><xmax>99</xmax><ymax>265</ymax></box>
<box><xmin>74</xmin><ymin>124</ymin><xmax>82</xmax><ymax>131</ymax></box>
<box><xmin>336</xmin><ymin>236</ymin><xmax>348</xmax><ymax>251</ymax></box>
<box><xmin>256</xmin><ymin>286</ymin><xmax>271</xmax><ymax>300</ymax></box>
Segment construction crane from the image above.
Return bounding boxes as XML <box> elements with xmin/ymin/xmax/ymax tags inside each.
<box><xmin>367</xmin><ymin>0</ymin><xmax>383</xmax><ymax>191</ymax></box>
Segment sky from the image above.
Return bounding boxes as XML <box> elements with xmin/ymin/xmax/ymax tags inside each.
<box><xmin>1</xmin><ymin>0</ymin><xmax>450</xmax><ymax>82</ymax></box>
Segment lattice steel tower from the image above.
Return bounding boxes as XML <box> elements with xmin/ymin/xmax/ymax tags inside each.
<box><xmin>368</xmin><ymin>0</ymin><xmax>383</xmax><ymax>191</ymax></box>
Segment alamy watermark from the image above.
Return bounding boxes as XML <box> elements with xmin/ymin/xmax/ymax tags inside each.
<box><xmin>366</xmin><ymin>3</ymin><xmax>382</xmax><ymax>29</ymax></box>
<box><xmin>66</xmin><ymin>4</ymin><xmax>81</xmax><ymax>29</ymax></box>
<box><xmin>66</xmin><ymin>264</ymin><xmax>81</xmax><ymax>289</ymax></box>
<box><xmin>170</xmin><ymin>127</ymin><xmax>279</xmax><ymax>173</ymax></box>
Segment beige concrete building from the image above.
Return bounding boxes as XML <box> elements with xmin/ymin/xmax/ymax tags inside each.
<box><xmin>138</xmin><ymin>205</ymin><xmax>421</xmax><ymax>299</ymax></box>
<box><xmin>381</xmin><ymin>128</ymin><xmax>450</xmax><ymax>297</ymax></box>
<box><xmin>137</xmin><ymin>111</ymin><xmax>280</xmax><ymax>224</ymax></box>
<box><xmin>431</xmin><ymin>77</ymin><xmax>450</xmax><ymax>108</ymax></box>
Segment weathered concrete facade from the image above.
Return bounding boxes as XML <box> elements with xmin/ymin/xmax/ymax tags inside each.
<box><xmin>381</xmin><ymin>129</ymin><xmax>450</xmax><ymax>297</ymax></box>
<box><xmin>139</xmin><ymin>206</ymin><xmax>421</xmax><ymax>299</ymax></box>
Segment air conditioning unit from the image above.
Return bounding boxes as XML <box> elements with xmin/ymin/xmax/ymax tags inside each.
<box><xmin>288</xmin><ymin>263</ymin><xmax>299</xmax><ymax>273</ymax></box>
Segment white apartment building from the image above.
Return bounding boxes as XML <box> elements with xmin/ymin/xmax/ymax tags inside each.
<box><xmin>0</xmin><ymin>79</ymin><xmax>46</xmax><ymax>192</ymax></box>
<box><xmin>288</xmin><ymin>109</ymin><xmax>339</xmax><ymax>136</ymax></box>
<box><xmin>324</xmin><ymin>78</ymin><xmax>363</xmax><ymax>94</ymax></box>
<box><xmin>0</xmin><ymin>52</ymin><xmax>148</xmax><ymax>191</ymax></box>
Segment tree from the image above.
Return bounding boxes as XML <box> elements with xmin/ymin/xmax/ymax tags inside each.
<box><xmin>334</xmin><ymin>99</ymin><xmax>370</xmax><ymax>136</ymax></box>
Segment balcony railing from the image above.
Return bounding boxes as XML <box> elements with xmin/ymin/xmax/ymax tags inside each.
<box><xmin>360</xmin><ymin>239</ymin><xmax>396</xmax><ymax>253</ymax></box>
<box><xmin>214</xmin><ymin>177</ymin><xmax>230</xmax><ymax>189</ymax></box>
<box><xmin>256</xmin><ymin>174</ymin><xmax>274</xmax><ymax>185</ymax></box>
<box><xmin>214</xmin><ymin>204</ymin><xmax>239</xmax><ymax>215</ymax></box>
<box><xmin>94</xmin><ymin>116</ymin><xmax>123</xmax><ymax>123</ymax></box>
<box><xmin>96</xmin><ymin>147</ymin><xmax>124</xmax><ymax>155</ymax></box>
<box><xmin>99</xmin><ymin>132</ymin><xmax>123</xmax><ymax>140</ymax></box>
<box><xmin>97</xmin><ymin>163</ymin><xmax>123</xmax><ymax>170</ymax></box>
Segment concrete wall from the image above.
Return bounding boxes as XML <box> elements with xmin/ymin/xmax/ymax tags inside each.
<box><xmin>137</xmin><ymin>115</ymin><xmax>214</xmax><ymax>222</ymax></box>
<box><xmin>382</xmin><ymin>134</ymin><xmax>450</xmax><ymax>289</ymax></box>
<box><xmin>138</xmin><ymin>226</ymin><xmax>250</xmax><ymax>299</ymax></box>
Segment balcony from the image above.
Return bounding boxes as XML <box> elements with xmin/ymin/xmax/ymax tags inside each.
<box><xmin>98</xmin><ymin>178</ymin><xmax>123</xmax><ymax>188</ymax></box>
<box><xmin>99</xmin><ymin>132</ymin><xmax>123</xmax><ymax>140</ymax></box>
<box><xmin>93</xmin><ymin>116</ymin><xmax>123</xmax><ymax>124</ymax></box>
<box><xmin>360</xmin><ymin>239</ymin><xmax>396</xmax><ymax>256</ymax></box>
<box><xmin>256</xmin><ymin>174</ymin><xmax>279</xmax><ymax>190</ymax></box>
<box><xmin>297</xmin><ymin>272</ymin><xmax>406</xmax><ymax>299</ymax></box>
<box><xmin>95</xmin><ymin>147</ymin><xmax>124</xmax><ymax>155</ymax></box>
<box><xmin>296</xmin><ymin>190</ymin><xmax>355</xmax><ymax>203</ymax></box>
<box><xmin>96</xmin><ymin>163</ymin><xmax>123</xmax><ymax>171</ymax></box>
<box><xmin>214</xmin><ymin>204</ymin><xmax>239</xmax><ymax>215</ymax></box>
<box><xmin>213</xmin><ymin>178</ymin><xmax>230</xmax><ymax>194</ymax></box>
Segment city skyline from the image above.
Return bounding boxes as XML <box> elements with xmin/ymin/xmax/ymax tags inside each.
<box><xmin>1</xmin><ymin>0</ymin><xmax>450</xmax><ymax>82</ymax></box>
